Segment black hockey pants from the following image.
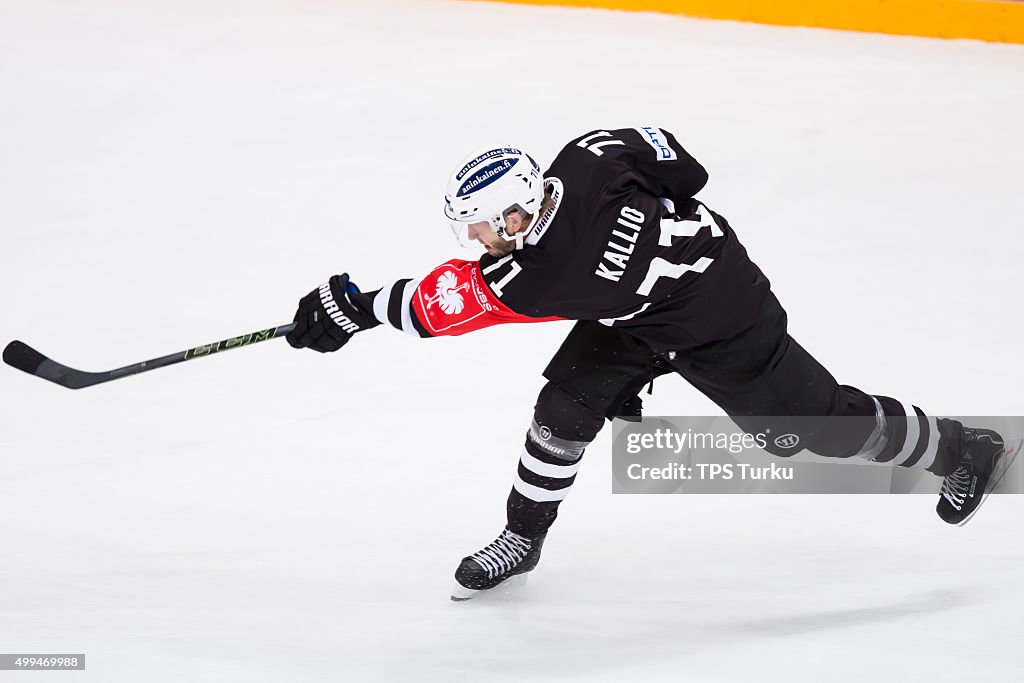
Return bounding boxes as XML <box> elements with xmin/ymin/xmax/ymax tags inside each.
<box><xmin>506</xmin><ymin>291</ymin><xmax>964</xmax><ymax>537</ymax></box>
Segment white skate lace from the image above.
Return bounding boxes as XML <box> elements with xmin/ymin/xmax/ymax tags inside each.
<box><xmin>940</xmin><ymin>468</ymin><xmax>972</xmax><ymax>511</ymax></box>
<box><xmin>470</xmin><ymin>530</ymin><xmax>532</xmax><ymax>579</ymax></box>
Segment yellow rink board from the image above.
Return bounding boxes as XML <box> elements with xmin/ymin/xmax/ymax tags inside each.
<box><xmin>474</xmin><ymin>0</ymin><xmax>1024</xmax><ymax>44</ymax></box>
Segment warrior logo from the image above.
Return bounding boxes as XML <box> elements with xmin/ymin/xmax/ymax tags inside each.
<box><xmin>423</xmin><ymin>271</ymin><xmax>471</xmax><ymax>315</ymax></box>
<box><xmin>774</xmin><ymin>434</ymin><xmax>800</xmax><ymax>449</ymax></box>
<box><xmin>318</xmin><ymin>282</ymin><xmax>361</xmax><ymax>333</ymax></box>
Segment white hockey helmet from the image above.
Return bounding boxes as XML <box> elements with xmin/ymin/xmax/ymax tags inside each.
<box><xmin>443</xmin><ymin>146</ymin><xmax>544</xmax><ymax>249</ymax></box>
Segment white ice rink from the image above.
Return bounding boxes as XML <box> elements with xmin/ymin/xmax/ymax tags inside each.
<box><xmin>2</xmin><ymin>1</ymin><xmax>1024</xmax><ymax>680</ymax></box>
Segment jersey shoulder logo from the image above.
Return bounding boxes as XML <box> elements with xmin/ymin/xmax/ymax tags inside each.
<box><xmin>423</xmin><ymin>271</ymin><xmax>471</xmax><ymax>314</ymax></box>
<box><xmin>414</xmin><ymin>260</ymin><xmax>512</xmax><ymax>335</ymax></box>
<box><xmin>635</xmin><ymin>126</ymin><xmax>678</xmax><ymax>161</ymax></box>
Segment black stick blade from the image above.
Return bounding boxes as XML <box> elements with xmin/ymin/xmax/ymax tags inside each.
<box><xmin>3</xmin><ymin>340</ymin><xmax>97</xmax><ymax>389</ymax></box>
<box><xmin>3</xmin><ymin>340</ymin><xmax>48</xmax><ymax>375</ymax></box>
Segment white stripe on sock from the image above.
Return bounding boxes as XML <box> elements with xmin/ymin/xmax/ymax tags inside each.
<box><xmin>519</xmin><ymin>447</ymin><xmax>581</xmax><ymax>479</ymax></box>
<box><xmin>892</xmin><ymin>401</ymin><xmax>921</xmax><ymax>466</ymax></box>
<box><xmin>913</xmin><ymin>415</ymin><xmax>941</xmax><ymax>471</ymax></box>
<box><xmin>513</xmin><ymin>474</ymin><xmax>573</xmax><ymax>502</ymax></box>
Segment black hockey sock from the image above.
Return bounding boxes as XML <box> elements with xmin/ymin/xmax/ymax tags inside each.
<box><xmin>506</xmin><ymin>383</ymin><xmax>604</xmax><ymax>537</ymax></box>
<box><xmin>849</xmin><ymin>396</ymin><xmax>963</xmax><ymax>476</ymax></box>
<box><xmin>506</xmin><ymin>422</ymin><xmax>587</xmax><ymax>538</ymax></box>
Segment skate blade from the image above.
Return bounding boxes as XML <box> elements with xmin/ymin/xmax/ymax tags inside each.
<box><xmin>450</xmin><ymin>574</ymin><xmax>530</xmax><ymax>602</ymax></box>
<box><xmin>958</xmin><ymin>438</ymin><xmax>1024</xmax><ymax>527</ymax></box>
<box><xmin>450</xmin><ymin>584</ymin><xmax>479</xmax><ymax>602</ymax></box>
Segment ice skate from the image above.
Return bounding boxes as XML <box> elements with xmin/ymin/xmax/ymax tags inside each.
<box><xmin>450</xmin><ymin>528</ymin><xmax>546</xmax><ymax>601</ymax></box>
<box><xmin>937</xmin><ymin>429</ymin><xmax>1022</xmax><ymax>526</ymax></box>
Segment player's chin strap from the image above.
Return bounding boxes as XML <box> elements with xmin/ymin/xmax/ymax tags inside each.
<box><xmin>496</xmin><ymin>210</ymin><xmax>542</xmax><ymax>251</ymax></box>
<box><xmin>496</xmin><ymin>225</ymin><xmax>529</xmax><ymax>251</ymax></box>
<box><xmin>506</xmin><ymin>221</ymin><xmax>540</xmax><ymax>251</ymax></box>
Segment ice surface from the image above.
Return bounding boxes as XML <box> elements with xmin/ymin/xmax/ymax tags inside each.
<box><xmin>1</xmin><ymin>1</ymin><xmax>1023</xmax><ymax>680</ymax></box>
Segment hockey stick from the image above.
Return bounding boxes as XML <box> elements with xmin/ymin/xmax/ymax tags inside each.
<box><xmin>3</xmin><ymin>323</ymin><xmax>295</xmax><ymax>390</ymax></box>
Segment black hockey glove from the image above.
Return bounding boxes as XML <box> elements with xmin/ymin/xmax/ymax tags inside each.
<box><xmin>286</xmin><ymin>273</ymin><xmax>378</xmax><ymax>353</ymax></box>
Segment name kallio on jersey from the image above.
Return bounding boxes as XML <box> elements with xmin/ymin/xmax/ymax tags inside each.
<box><xmin>595</xmin><ymin>206</ymin><xmax>645</xmax><ymax>283</ymax></box>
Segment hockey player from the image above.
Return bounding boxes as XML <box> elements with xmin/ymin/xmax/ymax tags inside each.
<box><xmin>286</xmin><ymin>128</ymin><xmax>1013</xmax><ymax>600</ymax></box>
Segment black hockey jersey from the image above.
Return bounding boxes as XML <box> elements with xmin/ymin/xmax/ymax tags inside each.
<box><xmin>358</xmin><ymin>127</ymin><xmax>771</xmax><ymax>356</ymax></box>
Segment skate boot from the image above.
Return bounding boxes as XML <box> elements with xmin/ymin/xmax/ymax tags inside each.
<box><xmin>451</xmin><ymin>528</ymin><xmax>546</xmax><ymax>601</ymax></box>
<box><xmin>936</xmin><ymin>428</ymin><xmax>1007</xmax><ymax>526</ymax></box>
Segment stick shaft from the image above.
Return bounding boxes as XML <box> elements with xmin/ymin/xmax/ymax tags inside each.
<box><xmin>106</xmin><ymin>323</ymin><xmax>296</xmax><ymax>380</ymax></box>
<box><xmin>4</xmin><ymin>323</ymin><xmax>295</xmax><ymax>389</ymax></box>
